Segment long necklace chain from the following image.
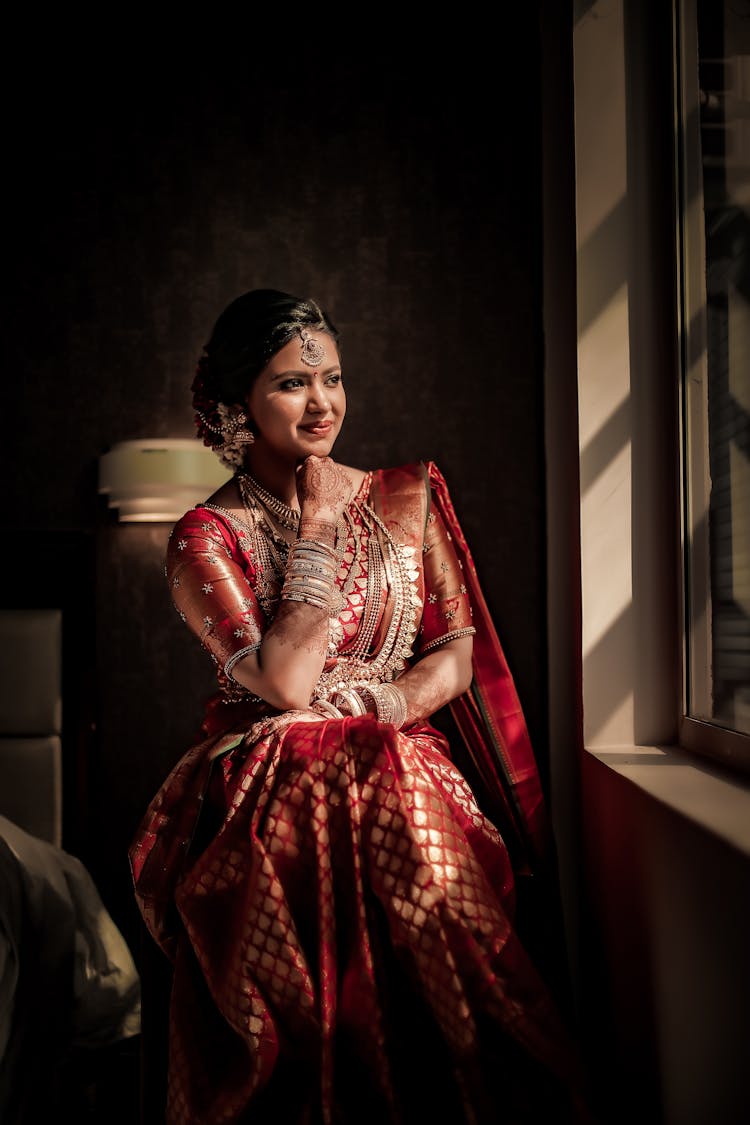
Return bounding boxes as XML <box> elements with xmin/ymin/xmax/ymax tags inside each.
<box><xmin>205</xmin><ymin>472</ymin><xmax>419</xmax><ymax>692</ymax></box>
<box><xmin>236</xmin><ymin>494</ymin><xmax>398</xmax><ymax>680</ymax></box>
<box><xmin>312</xmin><ymin>498</ymin><xmax>419</xmax><ymax>697</ymax></box>
<box><xmin>202</xmin><ymin>489</ymin><xmax>290</xmax><ymax>605</ymax></box>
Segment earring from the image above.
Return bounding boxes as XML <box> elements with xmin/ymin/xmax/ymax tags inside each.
<box><xmin>232</xmin><ymin>413</ymin><xmax>255</xmax><ymax>445</ymax></box>
<box><xmin>213</xmin><ymin>403</ymin><xmax>255</xmax><ymax>469</ymax></box>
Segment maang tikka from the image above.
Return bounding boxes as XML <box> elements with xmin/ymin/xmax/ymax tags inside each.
<box><xmin>298</xmin><ymin>327</ymin><xmax>326</xmax><ymax>367</ymax></box>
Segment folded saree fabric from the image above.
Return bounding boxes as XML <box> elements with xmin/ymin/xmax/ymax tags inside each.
<box><xmin>130</xmin><ymin>462</ymin><xmax>587</xmax><ymax>1124</ymax></box>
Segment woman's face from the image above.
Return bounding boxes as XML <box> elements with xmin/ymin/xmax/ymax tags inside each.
<box><xmin>245</xmin><ymin>330</ymin><xmax>345</xmax><ymax>467</ymax></box>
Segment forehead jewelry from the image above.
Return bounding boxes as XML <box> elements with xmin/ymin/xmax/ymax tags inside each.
<box><xmin>297</xmin><ymin>327</ymin><xmax>326</xmax><ymax>367</ymax></box>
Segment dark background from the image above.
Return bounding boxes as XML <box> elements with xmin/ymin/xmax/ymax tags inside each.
<box><xmin>3</xmin><ymin>14</ymin><xmax>549</xmax><ymax>1117</ymax></box>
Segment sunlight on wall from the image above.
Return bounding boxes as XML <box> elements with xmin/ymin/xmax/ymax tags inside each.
<box><xmin>575</xmin><ymin>0</ymin><xmax>636</xmax><ymax>747</ymax></box>
<box><xmin>577</xmin><ymin>283</ymin><xmax>630</xmax><ymax>460</ymax></box>
<box><xmin>573</xmin><ymin>4</ymin><xmax>627</xmax><ymax>245</ymax></box>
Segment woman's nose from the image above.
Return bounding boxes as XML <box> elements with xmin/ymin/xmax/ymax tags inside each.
<box><xmin>307</xmin><ymin>382</ymin><xmax>331</xmax><ymax>411</ymax></box>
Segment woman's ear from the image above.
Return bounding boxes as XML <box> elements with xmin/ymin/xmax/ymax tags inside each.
<box><xmin>242</xmin><ymin>395</ymin><xmax>257</xmax><ymax>435</ymax></box>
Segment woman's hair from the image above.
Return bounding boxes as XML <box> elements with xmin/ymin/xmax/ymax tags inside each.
<box><xmin>192</xmin><ymin>288</ymin><xmax>340</xmax><ymax>455</ymax></box>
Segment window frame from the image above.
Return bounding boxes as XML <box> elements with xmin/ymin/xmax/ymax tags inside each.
<box><xmin>674</xmin><ymin>0</ymin><xmax>750</xmax><ymax>773</ymax></box>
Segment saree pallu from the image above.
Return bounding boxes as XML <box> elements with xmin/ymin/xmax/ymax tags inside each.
<box><xmin>130</xmin><ymin>463</ymin><xmax>586</xmax><ymax>1124</ymax></box>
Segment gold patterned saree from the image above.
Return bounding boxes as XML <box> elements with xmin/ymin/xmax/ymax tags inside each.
<box><xmin>129</xmin><ymin>462</ymin><xmax>586</xmax><ymax>1124</ymax></box>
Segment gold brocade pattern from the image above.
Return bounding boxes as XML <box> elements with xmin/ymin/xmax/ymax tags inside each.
<box><xmin>133</xmin><ymin>463</ymin><xmax>586</xmax><ymax>1125</ymax></box>
<box><xmin>165</xmin><ymin>467</ymin><xmax>472</xmax><ymax>709</ymax></box>
<box><xmin>155</xmin><ymin>719</ymin><xmax>575</xmax><ymax>1124</ymax></box>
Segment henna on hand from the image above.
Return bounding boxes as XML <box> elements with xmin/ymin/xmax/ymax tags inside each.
<box><xmin>267</xmin><ymin>599</ymin><xmax>329</xmax><ymax>656</ymax></box>
<box><xmin>297</xmin><ymin>457</ymin><xmax>353</xmax><ymax>519</ymax></box>
<box><xmin>397</xmin><ymin>662</ymin><xmax>451</xmax><ymax>725</ymax></box>
<box><xmin>298</xmin><ymin>516</ymin><xmax>337</xmax><ymax>547</ymax></box>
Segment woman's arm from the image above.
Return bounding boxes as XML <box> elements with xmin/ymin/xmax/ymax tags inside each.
<box><xmin>229</xmin><ymin>537</ymin><xmax>332</xmax><ymax>711</ymax></box>
<box><xmin>168</xmin><ymin>517</ymin><xmax>333</xmax><ymax>712</ymax></box>
<box><xmin>168</xmin><ymin>458</ymin><xmax>353</xmax><ymax>712</ymax></box>
<box><xmin>228</xmin><ymin>459</ymin><xmax>352</xmax><ymax>710</ymax></box>
<box><xmin>395</xmin><ymin>634</ymin><xmax>474</xmax><ymax>725</ymax></box>
<box><xmin>329</xmin><ymin>636</ymin><xmax>473</xmax><ymax>726</ymax></box>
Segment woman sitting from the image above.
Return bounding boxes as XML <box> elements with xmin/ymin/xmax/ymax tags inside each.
<box><xmin>130</xmin><ymin>288</ymin><xmax>589</xmax><ymax>1124</ymax></box>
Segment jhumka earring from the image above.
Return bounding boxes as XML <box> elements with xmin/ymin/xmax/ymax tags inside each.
<box><xmin>195</xmin><ymin>403</ymin><xmax>254</xmax><ymax>444</ymax></box>
<box><xmin>230</xmin><ymin>412</ymin><xmax>255</xmax><ymax>444</ymax></box>
<box><xmin>197</xmin><ymin>403</ymin><xmax>256</xmax><ymax>469</ymax></box>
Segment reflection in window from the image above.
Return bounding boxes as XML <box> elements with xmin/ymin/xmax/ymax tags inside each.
<box><xmin>678</xmin><ymin>0</ymin><xmax>749</xmax><ymax>737</ymax></box>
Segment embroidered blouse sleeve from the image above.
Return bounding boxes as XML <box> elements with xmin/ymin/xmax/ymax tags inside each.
<box><xmin>417</xmin><ymin>498</ymin><xmax>476</xmax><ymax>656</ymax></box>
<box><xmin>165</xmin><ymin>507</ymin><xmax>265</xmax><ymax>678</ymax></box>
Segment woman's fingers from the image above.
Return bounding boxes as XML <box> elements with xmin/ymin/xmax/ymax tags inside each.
<box><xmin>297</xmin><ymin>456</ymin><xmax>353</xmax><ymax>520</ymax></box>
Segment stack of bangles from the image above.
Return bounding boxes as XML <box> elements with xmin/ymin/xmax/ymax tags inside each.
<box><xmin>279</xmin><ymin>536</ymin><xmax>409</xmax><ymax>729</ymax></box>
<box><xmin>280</xmin><ymin>538</ymin><xmax>338</xmax><ymax>611</ymax></box>
<box><xmin>313</xmin><ymin>682</ymin><xmax>409</xmax><ymax>730</ymax></box>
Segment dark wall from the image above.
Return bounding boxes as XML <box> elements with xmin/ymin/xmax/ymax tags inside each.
<box><xmin>5</xmin><ymin>24</ymin><xmax>546</xmax><ymax>949</ymax></box>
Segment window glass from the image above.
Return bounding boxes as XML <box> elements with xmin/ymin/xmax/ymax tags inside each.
<box><xmin>677</xmin><ymin>0</ymin><xmax>750</xmax><ymax>738</ymax></box>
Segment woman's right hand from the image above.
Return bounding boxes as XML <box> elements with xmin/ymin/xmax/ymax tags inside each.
<box><xmin>296</xmin><ymin>456</ymin><xmax>353</xmax><ymax>523</ymax></box>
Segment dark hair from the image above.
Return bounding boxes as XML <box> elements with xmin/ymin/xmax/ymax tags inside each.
<box><xmin>192</xmin><ymin>288</ymin><xmax>340</xmax><ymax>450</ymax></box>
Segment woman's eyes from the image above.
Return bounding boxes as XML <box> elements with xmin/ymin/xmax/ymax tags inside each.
<box><xmin>279</xmin><ymin>374</ymin><xmax>342</xmax><ymax>391</ymax></box>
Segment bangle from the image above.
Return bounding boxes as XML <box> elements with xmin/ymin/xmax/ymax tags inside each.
<box><xmin>312</xmin><ymin>698</ymin><xmax>344</xmax><ymax>719</ymax></box>
<box><xmin>281</xmin><ymin>592</ymin><xmax>331</xmax><ymax>611</ymax></box>
<box><xmin>299</xmin><ymin>517</ymin><xmax>337</xmax><ymax>547</ymax></box>
<box><xmin>370</xmin><ymin>682</ymin><xmax>408</xmax><ymax>729</ymax></box>
<box><xmin>280</xmin><ymin>537</ymin><xmax>339</xmax><ymax>612</ymax></box>
<box><xmin>332</xmin><ymin>689</ymin><xmax>367</xmax><ymax>718</ymax></box>
<box><xmin>354</xmin><ymin>685</ymin><xmax>378</xmax><ymax>714</ymax></box>
<box><xmin>293</xmin><ymin>538</ymin><xmax>337</xmax><ymax>561</ymax></box>
<box><xmin>224</xmin><ymin>643</ymin><xmax>261</xmax><ymax>680</ymax></box>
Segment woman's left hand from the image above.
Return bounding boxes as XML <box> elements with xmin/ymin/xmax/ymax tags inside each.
<box><xmin>296</xmin><ymin>456</ymin><xmax>353</xmax><ymax>524</ymax></box>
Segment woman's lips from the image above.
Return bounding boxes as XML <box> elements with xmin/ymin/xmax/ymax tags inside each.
<box><xmin>300</xmin><ymin>421</ymin><xmax>334</xmax><ymax>434</ymax></box>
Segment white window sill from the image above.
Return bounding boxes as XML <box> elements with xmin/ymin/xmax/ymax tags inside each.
<box><xmin>585</xmin><ymin>744</ymin><xmax>750</xmax><ymax>859</ymax></box>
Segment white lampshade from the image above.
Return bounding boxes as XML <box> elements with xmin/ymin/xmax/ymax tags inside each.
<box><xmin>99</xmin><ymin>439</ymin><xmax>231</xmax><ymax>522</ymax></box>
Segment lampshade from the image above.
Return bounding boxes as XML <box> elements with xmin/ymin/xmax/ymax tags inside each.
<box><xmin>98</xmin><ymin>439</ymin><xmax>230</xmax><ymax>522</ymax></box>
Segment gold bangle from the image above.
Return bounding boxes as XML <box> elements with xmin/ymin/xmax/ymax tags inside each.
<box><xmin>280</xmin><ymin>589</ymin><xmax>332</xmax><ymax>611</ymax></box>
<box><xmin>332</xmin><ymin>689</ymin><xmax>367</xmax><ymax>718</ymax></box>
<box><xmin>312</xmin><ymin>698</ymin><xmax>344</xmax><ymax>719</ymax></box>
<box><xmin>370</xmin><ymin>682</ymin><xmax>408</xmax><ymax>729</ymax></box>
<box><xmin>292</xmin><ymin>539</ymin><xmax>337</xmax><ymax>561</ymax></box>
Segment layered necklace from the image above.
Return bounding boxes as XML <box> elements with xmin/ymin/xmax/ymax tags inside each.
<box><xmin>236</xmin><ymin>471</ymin><xmax>300</xmax><ymax>532</ymax></box>
<box><xmin>206</xmin><ymin>471</ymin><xmax>421</xmax><ymax>691</ymax></box>
<box><xmin>233</xmin><ymin>471</ymin><xmax>352</xmax><ymax>616</ymax></box>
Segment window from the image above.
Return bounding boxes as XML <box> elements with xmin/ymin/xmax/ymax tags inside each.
<box><xmin>675</xmin><ymin>0</ymin><xmax>750</xmax><ymax>769</ymax></box>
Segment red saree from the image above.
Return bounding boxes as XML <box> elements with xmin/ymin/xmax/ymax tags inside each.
<box><xmin>129</xmin><ymin>462</ymin><xmax>585</xmax><ymax>1124</ymax></box>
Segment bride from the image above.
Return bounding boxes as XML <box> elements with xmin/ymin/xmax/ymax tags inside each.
<box><xmin>130</xmin><ymin>289</ymin><xmax>588</xmax><ymax>1124</ymax></box>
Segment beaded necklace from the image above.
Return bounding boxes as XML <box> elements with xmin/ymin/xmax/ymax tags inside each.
<box><xmin>311</xmin><ymin>499</ymin><xmax>421</xmax><ymax>697</ymax></box>
<box><xmin>237</xmin><ymin>472</ymin><xmax>300</xmax><ymax>531</ymax></box>
<box><xmin>204</xmin><ymin>470</ymin><xmax>421</xmax><ymax>694</ymax></box>
<box><xmin>231</xmin><ymin>479</ymin><xmax>354</xmax><ymax>616</ymax></box>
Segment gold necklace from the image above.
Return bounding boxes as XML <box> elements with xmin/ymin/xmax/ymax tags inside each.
<box><xmin>237</xmin><ymin>472</ymin><xmax>300</xmax><ymax>531</ymax></box>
